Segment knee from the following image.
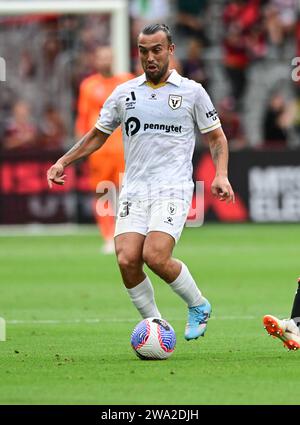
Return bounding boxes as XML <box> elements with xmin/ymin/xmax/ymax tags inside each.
<box><xmin>116</xmin><ymin>249</ymin><xmax>141</xmax><ymax>271</ymax></box>
<box><xmin>143</xmin><ymin>248</ymin><xmax>167</xmax><ymax>272</ymax></box>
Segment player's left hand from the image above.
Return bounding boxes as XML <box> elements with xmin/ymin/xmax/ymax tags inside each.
<box><xmin>211</xmin><ymin>176</ymin><xmax>235</xmax><ymax>204</ymax></box>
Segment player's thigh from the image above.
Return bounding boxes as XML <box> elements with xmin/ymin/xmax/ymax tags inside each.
<box><xmin>147</xmin><ymin>198</ymin><xmax>191</xmax><ymax>244</ymax></box>
<box><xmin>115</xmin><ymin>232</ymin><xmax>145</xmax><ymax>269</ymax></box>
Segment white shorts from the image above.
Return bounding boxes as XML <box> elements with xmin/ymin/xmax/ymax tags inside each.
<box><xmin>114</xmin><ymin>198</ymin><xmax>191</xmax><ymax>243</ymax></box>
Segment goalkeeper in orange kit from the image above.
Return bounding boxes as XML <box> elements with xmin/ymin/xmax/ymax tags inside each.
<box><xmin>75</xmin><ymin>46</ymin><xmax>133</xmax><ymax>253</ymax></box>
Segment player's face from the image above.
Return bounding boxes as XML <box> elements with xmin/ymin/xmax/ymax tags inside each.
<box><xmin>137</xmin><ymin>31</ymin><xmax>174</xmax><ymax>84</ymax></box>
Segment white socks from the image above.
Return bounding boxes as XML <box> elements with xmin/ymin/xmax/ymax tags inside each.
<box><xmin>127</xmin><ymin>263</ymin><xmax>203</xmax><ymax>318</ymax></box>
<box><xmin>169</xmin><ymin>262</ymin><xmax>204</xmax><ymax>307</ymax></box>
<box><xmin>127</xmin><ymin>276</ymin><xmax>161</xmax><ymax>319</ymax></box>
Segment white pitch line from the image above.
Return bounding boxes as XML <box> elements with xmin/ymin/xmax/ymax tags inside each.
<box><xmin>0</xmin><ymin>224</ymin><xmax>96</xmax><ymax>237</ymax></box>
<box><xmin>6</xmin><ymin>316</ymin><xmax>258</xmax><ymax>325</ymax></box>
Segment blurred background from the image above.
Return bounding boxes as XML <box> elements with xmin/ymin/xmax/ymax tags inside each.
<box><xmin>0</xmin><ymin>0</ymin><xmax>299</xmax><ymax>227</ymax></box>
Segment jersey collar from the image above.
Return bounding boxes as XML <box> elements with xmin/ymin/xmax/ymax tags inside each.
<box><xmin>137</xmin><ymin>69</ymin><xmax>182</xmax><ymax>87</ymax></box>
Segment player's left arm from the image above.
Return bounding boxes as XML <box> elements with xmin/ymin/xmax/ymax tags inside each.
<box><xmin>202</xmin><ymin>127</ymin><xmax>235</xmax><ymax>204</ymax></box>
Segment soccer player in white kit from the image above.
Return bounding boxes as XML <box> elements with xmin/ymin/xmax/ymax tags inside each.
<box><xmin>47</xmin><ymin>24</ymin><xmax>235</xmax><ymax>340</ymax></box>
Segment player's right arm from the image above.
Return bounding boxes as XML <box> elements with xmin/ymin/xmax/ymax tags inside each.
<box><xmin>47</xmin><ymin>127</ymin><xmax>109</xmax><ymax>188</ymax></box>
<box><xmin>47</xmin><ymin>83</ymin><xmax>121</xmax><ymax>188</ymax></box>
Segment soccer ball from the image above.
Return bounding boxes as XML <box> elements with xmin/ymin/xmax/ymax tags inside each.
<box><xmin>130</xmin><ymin>317</ymin><xmax>176</xmax><ymax>360</ymax></box>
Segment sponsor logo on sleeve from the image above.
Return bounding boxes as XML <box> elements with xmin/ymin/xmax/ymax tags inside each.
<box><xmin>205</xmin><ymin>109</ymin><xmax>218</xmax><ymax>121</ymax></box>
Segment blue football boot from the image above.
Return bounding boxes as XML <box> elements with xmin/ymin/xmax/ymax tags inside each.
<box><xmin>184</xmin><ymin>298</ymin><xmax>212</xmax><ymax>341</ymax></box>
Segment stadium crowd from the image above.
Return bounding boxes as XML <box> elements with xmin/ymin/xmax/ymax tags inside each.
<box><xmin>0</xmin><ymin>0</ymin><xmax>299</xmax><ymax>153</ymax></box>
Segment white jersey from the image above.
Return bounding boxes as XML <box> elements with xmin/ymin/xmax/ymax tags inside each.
<box><xmin>95</xmin><ymin>70</ymin><xmax>221</xmax><ymax>200</ymax></box>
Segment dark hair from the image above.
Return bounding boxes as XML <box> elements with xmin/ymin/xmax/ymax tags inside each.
<box><xmin>140</xmin><ymin>23</ymin><xmax>173</xmax><ymax>45</ymax></box>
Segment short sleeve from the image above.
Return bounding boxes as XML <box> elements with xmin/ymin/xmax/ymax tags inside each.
<box><xmin>95</xmin><ymin>87</ymin><xmax>121</xmax><ymax>134</ymax></box>
<box><xmin>193</xmin><ymin>84</ymin><xmax>221</xmax><ymax>134</ymax></box>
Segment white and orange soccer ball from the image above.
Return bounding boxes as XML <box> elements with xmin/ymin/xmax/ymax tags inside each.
<box><xmin>130</xmin><ymin>317</ymin><xmax>176</xmax><ymax>360</ymax></box>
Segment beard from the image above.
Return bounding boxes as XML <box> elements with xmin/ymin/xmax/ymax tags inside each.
<box><xmin>144</xmin><ymin>60</ymin><xmax>169</xmax><ymax>84</ymax></box>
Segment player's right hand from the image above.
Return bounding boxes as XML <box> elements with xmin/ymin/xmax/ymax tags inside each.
<box><xmin>47</xmin><ymin>163</ymin><xmax>66</xmax><ymax>188</ymax></box>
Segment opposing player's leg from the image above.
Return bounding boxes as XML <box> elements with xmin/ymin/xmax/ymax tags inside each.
<box><xmin>143</xmin><ymin>198</ymin><xmax>211</xmax><ymax>340</ymax></box>
<box><xmin>263</xmin><ymin>315</ymin><xmax>300</xmax><ymax>351</ymax></box>
<box><xmin>290</xmin><ymin>278</ymin><xmax>300</xmax><ymax>328</ymax></box>
<box><xmin>263</xmin><ymin>278</ymin><xmax>300</xmax><ymax>351</ymax></box>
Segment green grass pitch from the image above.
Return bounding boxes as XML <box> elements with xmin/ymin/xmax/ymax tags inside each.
<box><xmin>0</xmin><ymin>223</ymin><xmax>300</xmax><ymax>405</ymax></box>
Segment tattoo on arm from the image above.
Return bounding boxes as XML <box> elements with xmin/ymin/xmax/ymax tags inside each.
<box><xmin>65</xmin><ymin>136</ymin><xmax>86</xmax><ymax>156</ymax></box>
<box><xmin>58</xmin><ymin>137</ymin><xmax>87</xmax><ymax>168</ymax></box>
<box><xmin>209</xmin><ymin>139</ymin><xmax>223</xmax><ymax>164</ymax></box>
<box><xmin>59</xmin><ymin>128</ymin><xmax>107</xmax><ymax>168</ymax></box>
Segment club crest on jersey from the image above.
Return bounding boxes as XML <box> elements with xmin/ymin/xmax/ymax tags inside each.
<box><xmin>168</xmin><ymin>95</ymin><xmax>182</xmax><ymax>110</ymax></box>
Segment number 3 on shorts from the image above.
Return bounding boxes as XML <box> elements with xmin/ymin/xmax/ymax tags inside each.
<box><xmin>119</xmin><ymin>201</ymin><xmax>132</xmax><ymax>218</ymax></box>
